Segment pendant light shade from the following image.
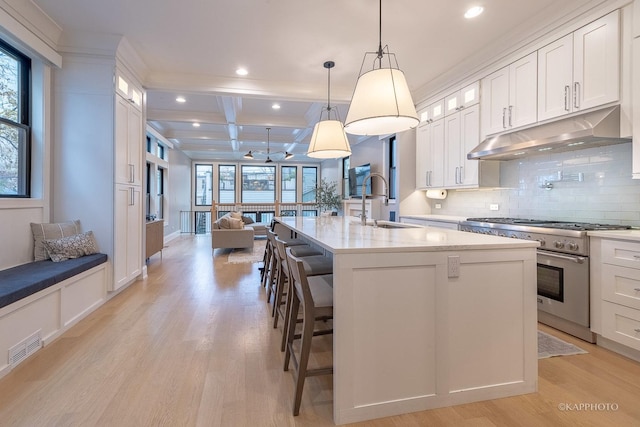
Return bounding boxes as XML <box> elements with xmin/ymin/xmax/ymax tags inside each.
<box><xmin>307</xmin><ymin>119</ymin><xmax>351</xmax><ymax>159</ymax></box>
<box><xmin>344</xmin><ymin>0</ymin><xmax>419</xmax><ymax>136</ymax></box>
<box><xmin>344</xmin><ymin>67</ymin><xmax>418</xmax><ymax>136</ymax></box>
<box><xmin>307</xmin><ymin>60</ymin><xmax>351</xmax><ymax>159</ymax></box>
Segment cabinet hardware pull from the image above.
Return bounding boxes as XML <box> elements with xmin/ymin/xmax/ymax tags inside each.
<box><xmin>502</xmin><ymin>108</ymin><xmax>507</xmax><ymax>128</ymax></box>
<box><xmin>129</xmin><ymin>187</ymin><xmax>134</xmax><ymax>206</ymax></box>
<box><xmin>634</xmin><ymin>288</ymin><xmax>640</xmax><ymax>292</ymax></box>
<box><xmin>129</xmin><ymin>164</ymin><xmax>135</xmax><ymax>183</ymax></box>
<box><xmin>573</xmin><ymin>82</ymin><xmax>580</xmax><ymax>109</ymax></box>
<box><xmin>459</xmin><ymin>166</ymin><xmax>464</xmax><ymax>183</ymax></box>
<box><xmin>633</xmin><ymin>255</ymin><xmax>640</xmax><ymax>260</ymax></box>
<box><xmin>635</xmin><ymin>329</ymin><xmax>640</xmax><ymax>333</ymax></box>
<box><xmin>564</xmin><ymin>86</ymin><xmax>570</xmax><ymax>111</ymax></box>
<box><xmin>508</xmin><ymin>105</ymin><xmax>513</xmax><ymax>127</ymax></box>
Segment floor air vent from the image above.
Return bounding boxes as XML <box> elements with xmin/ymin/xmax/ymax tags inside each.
<box><xmin>8</xmin><ymin>330</ymin><xmax>42</xmax><ymax>368</ymax></box>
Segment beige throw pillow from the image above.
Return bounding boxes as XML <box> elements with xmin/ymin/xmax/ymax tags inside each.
<box><xmin>31</xmin><ymin>220</ymin><xmax>82</xmax><ymax>261</ymax></box>
<box><xmin>43</xmin><ymin>231</ymin><xmax>99</xmax><ymax>262</ymax></box>
<box><xmin>228</xmin><ymin>217</ymin><xmax>244</xmax><ymax>229</ymax></box>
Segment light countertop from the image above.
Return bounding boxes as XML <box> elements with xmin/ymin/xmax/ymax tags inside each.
<box><xmin>276</xmin><ymin>216</ymin><xmax>538</xmax><ymax>254</ymax></box>
<box><xmin>398</xmin><ymin>214</ymin><xmax>468</xmax><ymax>223</ymax></box>
<box><xmin>588</xmin><ymin>229</ymin><xmax>640</xmax><ymax>242</ymax></box>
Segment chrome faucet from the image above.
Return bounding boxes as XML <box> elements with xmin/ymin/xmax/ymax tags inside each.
<box><xmin>361</xmin><ymin>172</ymin><xmax>389</xmax><ymax>225</ymax></box>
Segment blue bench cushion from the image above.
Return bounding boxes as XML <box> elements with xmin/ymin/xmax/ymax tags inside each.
<box><xmin>0</xmin><ymin>253</ymin><xmax>108</xmax><ymax>309</ymax></box>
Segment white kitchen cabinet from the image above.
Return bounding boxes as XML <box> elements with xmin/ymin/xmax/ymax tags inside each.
<box><xmin>444</xmin><ymin>104</ymin><xmax>478</xmax><ymax>187</ymax></box>
<box><xmin>481</xmin><ymin>52</ymin><xmax>537</xmax><ymax>137</ymax></box>
<box><xmin>590</xmin><ymin>235</ymin><xmax>640</xmax><ymax>360</ymax></box>
<box><xmin>633</xmin><ymin>38</ymin><xmax>640</xmax><ymax>179</ymax></box>
<box><xmin>114</xmin><ymin>185</ymin><xmax>142</xmax><ymax>290</ymax></box>
<box><xmin>443</xmin><ymin>104</ymin><xmax>500</xmax><ymax>189</ymax></box>
<box><xmin>444</xmin><ymin>81</ymin><xmax>479</xmax><ymax>116</ymax></box>
<box><xmin>52</xmin><ymin>51</ymin><xmax>145</xmax><ymax>293</ymax></box>
<box><xmin>538</xmin><ymin>10</ymin><xmax>620</xmax><ymax>122</ymax></box>
<box><xmin>115</xmin><ymin>93</ymin><xmax>143</xmax><ymax>186</ymax></box>
<box><xmin>421</xmin><ymin>98</ymin><xmax>445</xmax><ymax>123</ymax></box>
<box><xmin>415</xmin><ymin>118</ymin><xmax>444</xmax><ymax>189</ymax></box>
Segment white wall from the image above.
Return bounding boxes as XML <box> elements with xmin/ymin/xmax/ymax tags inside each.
<box><xmin>427</xmin><ymin>143</ymin><xmax>640</xmax><ymax>226</ymax></box>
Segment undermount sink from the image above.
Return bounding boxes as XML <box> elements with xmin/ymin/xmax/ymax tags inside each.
<box><xmin>365</xmin><ymin>220</ymin><xmax>423</xmax><ymax>229</ymax></box>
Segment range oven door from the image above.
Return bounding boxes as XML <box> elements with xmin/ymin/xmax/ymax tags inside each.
<box><xmin>536</xmin><ymin>249</ymin><xmax>589</xmax><ymax>327</ymax></box>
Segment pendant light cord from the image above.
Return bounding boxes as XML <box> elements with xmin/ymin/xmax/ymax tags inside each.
<box><xmin>377</xmin><ymin>0</ymin><xmax>383</xmax><ymax>66</ymax></box>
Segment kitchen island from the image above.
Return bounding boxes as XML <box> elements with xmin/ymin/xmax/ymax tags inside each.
<box><xmin>274</xmin><ymin>216</ymin><xmax>539</xmax><ymax>425</ymax></box>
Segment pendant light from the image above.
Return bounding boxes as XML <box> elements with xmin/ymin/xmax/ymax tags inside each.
<box><xmin>344</xmin><ymin>0</ymin><xmax>419</xmax><ymax>136</ymax></box>
<box><xmin>264</xmin><ymin>127</ymin><xmax>273</xmax><ymax>163</ymax></box>
<box><xmin>242</xmin><ymin>127</ymin><xmax>294</xmax><ymax>162</ymax></box>
<box><xmin>307</xmin><ymin>61</ymin><xmax>352</xmax><ymax>159</ymax></box>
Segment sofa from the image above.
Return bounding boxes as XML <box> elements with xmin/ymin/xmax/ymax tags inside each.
<box><xmin>211</xmin><ymin>212</ymin><xmax>268</xmax><ymax>250</ymax></box>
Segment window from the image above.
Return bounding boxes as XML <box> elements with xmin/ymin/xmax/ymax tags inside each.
<box><xmin>389</xmin><ymin>136</ymin><xmax>397</xmax><ymax>199</ymax></box>
<box><xmin>157</xmin><ymin>144</ymin><xmax>165</xmax><ymax>160</ymax></box>
<box><xmin>195</xmin><ymin>164</ymin><xmax>213</xmax><ymax>206</ymax></box>
<box><xmin>241</xmin><ymin>165</ymin><xmax>275</xmax><ymax>203</ymax></box>
<box><xmin>0</xmin><ymin>39</ymin><xmax>31</xmax><ymax>197</ymax></box>
<box><xmin>281</xmin><ymin>166</ymin><xmax>296</xmax><ymax>203</ymax></box>
<box><xmin>342</xmin><ymin>157</ymin><xmax>350</xmax><ymax>199</ymax></box>
<box><xmin>157</xmin><ymin>167</ymin><xmax>165</xmax><ymax>219</ymax></box>
<box><xmin>301</xmin><ymin>166</ymin><xmax>317</xmax><ymax>203</ymax></box>
<box><xmin>218</xmin><ymin>165</ymin><xmax>235</xmax><ymax>203</ymax></box>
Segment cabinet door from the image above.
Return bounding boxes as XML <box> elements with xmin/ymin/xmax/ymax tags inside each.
<box><xmin>459</xmin><ymin>104</ymin><xmax>480</xmax><ymax>187</ymax></box>
<box><xmin>573</xmin><ymin>10</ymin><xmax>619</xmax><ymax>111</ymax></box>
<box><xmin>444</xmin><ymin>113</ymin><xmax>461</xmax><ymax>187</ymax></box>
<box><xmin>115</xmin><ymin>94</ymin><xmax>143</xmax><ymax>186</ymax></box>
<box><xmin>445</xmin><ymin>82</ymin><xmax>479</xmax><ymax>116</ymax></box>
<box><xmin>429</xmin><ymin>99</ymin><xmax>445</xmax><ymax>122</ymax></box>
<box><xmin>509</xmin><ymin>52</ymin><xmax>538</xmax><ymax>129</ymax></box>
<box><xmin>480</xmin><ymin>66</ymin><xmax>509</xmax><ymax>136</ymax></box>
<box><xmin>114</xmin><ymin>185</ymin><xmax>142</xmax><ymax>291</ymax></box>
<box><xmin>537</xmin><ymin>34</ymin><xmax>573</xmax><ymax>121</ymax></box>
<box><xmin>416</xmin><ymin>123</ymin><xmax>430</xmax><ymax>188</ymax></box>
<box><xmin>429</xmin><ymin>119</ymin><xmax>445</xmax><ymax>188</ymax></box>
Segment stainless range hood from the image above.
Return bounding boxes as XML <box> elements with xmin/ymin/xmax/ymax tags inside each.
<box><xmin>467</xmin><ymin>106</ymin><xmax>631</xmax><ymax>160</ymax></box>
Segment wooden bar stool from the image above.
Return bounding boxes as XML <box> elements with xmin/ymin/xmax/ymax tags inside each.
<box><xmin>283</xmin><ymin>247</ymin><xmax>333</xmax><ymax>416</ymax></box>
<box><xmin>272</xmin><ymin>236</ymin><xmax>331</xmax><ymax>330</ymax></box>
<box><xmin>264</xmin><ymin>230</ymin><xmax>312</xmax><ymax>301</ymax></box>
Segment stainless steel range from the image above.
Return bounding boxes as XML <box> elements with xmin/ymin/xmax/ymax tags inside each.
<box><xmin>459</xmin><ymin>218</ymin><xmax>632</xmax><ymax>342</ymax></box>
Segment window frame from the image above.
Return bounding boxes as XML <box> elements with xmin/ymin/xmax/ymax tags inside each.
<box><xmin>194</xmin><ymin>164</ymin><xmax>213</xmax><ymax>206</ymax></box>
<box><xmin>0</xmin><ymin>38</ymin><xmax>31</xmax><ymax>198</ymax></box>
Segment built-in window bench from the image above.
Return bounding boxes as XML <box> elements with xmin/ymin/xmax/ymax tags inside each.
<box><xmin>0</xmin><ymin>254</ymin><xmax>108</xmax><ymax>378</ymax></box>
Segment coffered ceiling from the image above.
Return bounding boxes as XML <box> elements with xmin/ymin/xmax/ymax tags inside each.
<box><xmin>33</xmin><ymin>0</ymin><xmax>597</xmax><ymax>161</ymax></box>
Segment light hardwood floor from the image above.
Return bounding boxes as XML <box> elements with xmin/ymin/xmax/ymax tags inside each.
<box><xmin>1</xmin><ymin>234</ymin><xmax>640</xmax><ymax>426</ymax></box>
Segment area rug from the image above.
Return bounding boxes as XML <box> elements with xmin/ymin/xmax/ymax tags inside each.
<box><xmin>538</xmin><ymin>330</ymin><xmax>588</xmax><ymax>359</ymax></box>
<box><xmin>226</xmin><ymin>239</ymin><xmax>266</xmax><ymax>264</ymax></box>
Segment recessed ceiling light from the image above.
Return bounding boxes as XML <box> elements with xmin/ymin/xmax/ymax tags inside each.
<box><xmin>192</xmin><ymin>122</ymin><xmax>200</xmax><ymax>127</ymax></box>
<box><xmin>272</xmin><ymin>103</ymin><xmax>281</xmax><ymax>110</ymax></box>
<box><xmin>176</xmin><ymin>96</ymin><xmax>186</xmax><ymax>103</ymax></box>
<box><xmin>464</xmin><ymin>6</ymin><xmax>484</xmax><ymax>19</ymax></box>
<box><xmin>236</xmin><ymin>67</ymin><xmax>248</xmax><ymax>76</ymax></box>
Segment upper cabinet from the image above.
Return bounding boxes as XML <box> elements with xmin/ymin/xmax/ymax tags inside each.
<box><xmin>416</xmin><ymin>119</ymin><xmax>445</xmax><ymax>189</ymax></box>
<box><xmin>444</xmin><ymin>82</ymin><xmax>479</xmax><ymax>116</ymax></box>
<box><xmin>481</xmin><ymin>52</ymin><xmax>538</xmax><ymax>137</ymax></box>
<box><xmin>420</xmin><ymin>98</ymin><xmax>445</xmax><ymax>123</ymax></box>
<box><xmin>538</xmin><ymin>10</ymin><xmax>620</xmax><ymax>121</ymax></box>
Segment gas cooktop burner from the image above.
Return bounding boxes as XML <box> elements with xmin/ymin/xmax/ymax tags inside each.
<box><xmin>465</xmin><ymin>217</ymin><xmax>632</xmax><ymax>231</ymax></box>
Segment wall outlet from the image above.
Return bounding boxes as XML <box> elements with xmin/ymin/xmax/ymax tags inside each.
<box><xmin>435</xmin><ymin>203</ymin><xmax>442</xmax><ymax>209</ymax></box>
<box><xmin>447</xmin><ymin>255</ymin><xmax>460</xmax><ymax>278</ymax></box>
<box><xmin>489</xmin><ymin>204</ymin><xmax>499</xmax><ymax>211</ymax></box>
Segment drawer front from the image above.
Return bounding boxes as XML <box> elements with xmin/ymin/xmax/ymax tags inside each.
<box><xmin>601</xmin><ymin>301</ymin><xmax>640</xmax><ymax>351</ymax></box>
<box><xmin>602</xmin><ymin>239</ymin><xmax>640</xmax><ymax>269</ymax></box>
<box><xmin>601</xmin><ymin>264</ymin><xmax>640</xmax><ymax>310</ymax></box>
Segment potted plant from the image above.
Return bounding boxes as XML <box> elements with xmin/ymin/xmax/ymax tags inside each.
<box><xmin>314</xmin><ymin>178</ymin><xmax>342</xmax><ymax>215</ymax></box>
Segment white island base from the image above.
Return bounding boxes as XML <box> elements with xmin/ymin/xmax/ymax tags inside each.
<box><xmin>275</xmin><ymin>217</ymin><xmax>538</xmax><ymax>424</ymax></box>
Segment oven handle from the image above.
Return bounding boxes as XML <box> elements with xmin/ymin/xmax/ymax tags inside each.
<box><xmin>538</xmin><ymin>249</ymin><xmax>586</xmax><ymax>264</ymax></box>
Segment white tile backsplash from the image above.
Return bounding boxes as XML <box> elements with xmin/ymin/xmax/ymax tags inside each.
<box><xmin>429</xmin><ymin>143</ymin><xmax>640</xmax><ymax>226</ymax></box>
